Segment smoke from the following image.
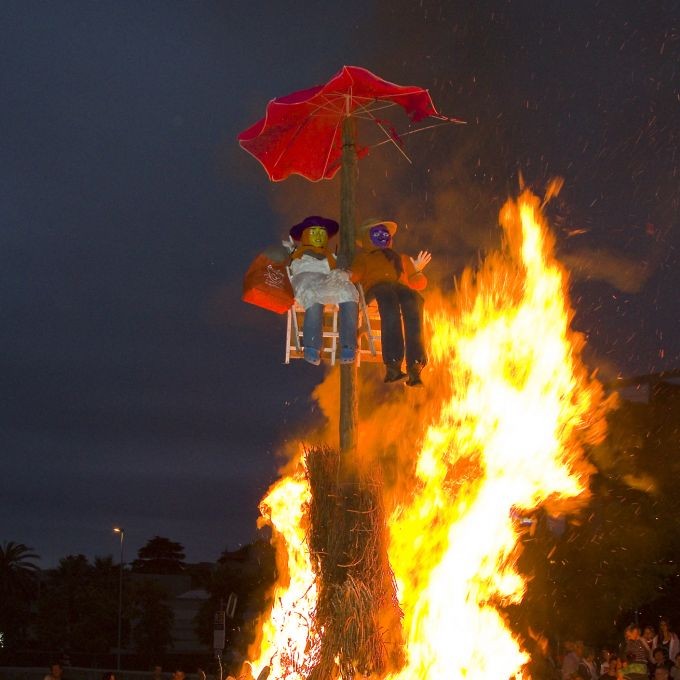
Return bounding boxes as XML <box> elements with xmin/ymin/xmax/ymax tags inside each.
<box><xmin>561</xmin><ymin>249</ymin><xmax>653</xmax><ymax>294</ymax></box>
<box><xmin>365</xmin><ymin>1</ymin><xmax>680</xmax><ymax>285</ymax></box>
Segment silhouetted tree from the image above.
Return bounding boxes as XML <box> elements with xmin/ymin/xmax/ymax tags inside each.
<box><xmin>0</xmin><ymin>541</ymin><xmax>40</xmax><ymax>650</ymax></box>
<box><xmin>35</xmin><ymin>554</ymin><xmax>127</xmax><ymax>658</ymax></box>
<box><xmin>130</xmin><ymin>579</ymin><xmax>174</xmax><ymax>666</ymax></box>
<box><xmin>132</xmin><ymin>537</ymin><xmax>186</xmax><ymax>574</ymax></box>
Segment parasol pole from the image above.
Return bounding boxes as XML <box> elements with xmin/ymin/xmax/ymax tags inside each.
<box><xmin>338</xmin><ymin>110</ymin><xmax>358</xmax><ymax>458</ymax></box>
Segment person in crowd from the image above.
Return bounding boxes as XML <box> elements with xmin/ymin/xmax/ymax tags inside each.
<box><xmin>621</xmin><ymin>652</ymin><xmax>648</xmax><ymax>680</ymax></box>
<box><xmin>44</xmin><ymin>663</ymin><xmax>65</xmax><ymax>680</ymax></box>
<box><xmin>576</xmin><ymin>647</ymin><xmax>598</xmax><ymax>679</ymax></box>
<box><xmin>644</xmin><ymin>626</ymin><xmax>657</xmax><ymax>651</ymax></box>
<box><xmin>562</xmin><ymin>640</ymin><xmax>584</xmax><ymax>679</ymax></box>
<box><xmin>151</xmin><ymin>667</ymin><xmax>163</xmax><ymax>680</ymax></box>
<box><xmin>171</xmin><ymin>670</ymin><xmax>185</xmax><ymax>680</ymax></box>
<box><xmin>621</xmin><ymin>624</ymin><xmax>652</xmax><ymax>664</ymax></box>
<box><xmin>651</xmin><ymin>647</ymin><xmax>674</xmax><ymax>675</ymax></box>
<box><xmin>350</xmin><ymin>218</ymin><xmax>431</xmax><ymax>385</ymax></box>
<box><xmin>655</xmin><ymin>668</ymin><xmax>670</xmax><ymax>680</ymax></box>
<box><xmin>101</xmin><ymin>673</ymin><xmax>115</xmax><ymax>680</ymax></box>
<box><xmin>671</xmin><ymin>653</ymin><xmax>680</xmax><ymax>680</ymax></box>
<box><xmin>598</xmin><ymin>648</ymin><xmax>614</xmax><ymax>676</ymax></box>
<box><xmin>598</xmin><ymin>655</ymin><xmax>621</xmax><ymax>679</ymax></box>
<box><xmin>654</xmin><ymin>619</ymin><xmax>680</xmax><ymax>664</ymax></box>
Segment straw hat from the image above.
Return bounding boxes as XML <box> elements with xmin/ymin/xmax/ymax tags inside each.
<box><xmin>358</xmin><ymin>218</ymin><xmax>398</xmax><ymax>236</ymax></box>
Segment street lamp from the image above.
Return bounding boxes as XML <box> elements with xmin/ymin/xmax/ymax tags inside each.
<box><xmin>113</xmin><ymin>527</ymin><xmax>125</xmax><ymax>671</ymax></box>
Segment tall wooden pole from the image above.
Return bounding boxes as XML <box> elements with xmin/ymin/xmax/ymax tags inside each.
<box><xmin>307</xmin><ymin>113</ymin><xmax>404</xmax><ymax>680</ymax></box>
<box><xmin>338</xmin><ymin>115</ymin><xmax>358</xmax><ymax>458</ymax></box>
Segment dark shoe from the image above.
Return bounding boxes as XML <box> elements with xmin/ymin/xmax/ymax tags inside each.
<box><xmin>304</xmin><ymin>347</ymin><xmax>321</xmax><ymax>365</ymax></box>
<box><xmin>406</xmin><ymin>361</ymin><xmax>426</xmax><ymax>387</ymax></box>
<box><xmin>338</xmin><ymin>346</ymin><xmax>356</xmax><ymax>364</ymax></box>
<box><xmin>384</xmin><ymin>362</ymin><xmax>407</xmax><ymax>383</ymax></box>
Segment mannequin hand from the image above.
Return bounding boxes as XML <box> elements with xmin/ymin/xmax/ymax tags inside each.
<box><xmin>410</xmin><ymin>250</ymin><xmax>432</xmax><ymax>272</ymax></box>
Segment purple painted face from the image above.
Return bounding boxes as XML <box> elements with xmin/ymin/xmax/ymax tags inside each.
<box><xmin>369</xmin><ymin>225</ymin><xmax>392</xmax><ymax>248</ymax></box>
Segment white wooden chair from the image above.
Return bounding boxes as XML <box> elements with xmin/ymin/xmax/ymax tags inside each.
<box><xmin>285</xmin><ymin>283</ymin><xmax>382</xmax><ymax>365</ymax></box>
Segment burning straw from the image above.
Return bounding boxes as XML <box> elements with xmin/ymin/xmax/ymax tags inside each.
<box><xmin>305</xmin><ymin>445</ymin><xmax>404</xmax><ymax>680</ymax></box>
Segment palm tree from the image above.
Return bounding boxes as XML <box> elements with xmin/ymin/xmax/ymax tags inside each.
<box><xmin>0</xmin><ymin>541</ymin><xmax>40</xmax><ymax>648</ymax></box>
<box><xmin>0</xmin><ymin>541</ymin><xmax>40</xmax><ymax>598</ymax></box>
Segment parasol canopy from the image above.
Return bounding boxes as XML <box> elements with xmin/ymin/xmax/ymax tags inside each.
<box><xmin>237</xmin><ymin>65</ymin><xmax>450</xmax><ymax>182</ymax></box>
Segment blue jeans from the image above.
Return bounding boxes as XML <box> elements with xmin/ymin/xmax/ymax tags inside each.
<box><xmin>367</xmin><ymin>283</ymin><xmax>425</xmax><ymax>366</ymax></box>
<box><xmin>303</xmin><ymin>301</ymin><xmax>358</xmax><ymax>352</ymax></box>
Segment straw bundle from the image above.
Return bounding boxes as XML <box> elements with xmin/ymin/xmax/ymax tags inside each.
<box><xmin>305</xmin><ymin>445</ymin><xmax>404</xmax><ymax>680</ymax></box>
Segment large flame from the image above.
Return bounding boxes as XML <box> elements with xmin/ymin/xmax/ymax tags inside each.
<box><xmin>248</xmin><ymin>473</ymin><xmax>316</xmax><ymax>680</ymax></box>
<box><xmin>386</xmin><ymin>189</ymin><xmax>609</xmax><ymax>680</ymax></box>
<box><xmin>248</xmin><ymin>189</ymin><xmax>611</xmax><ymax>680</ymax></box>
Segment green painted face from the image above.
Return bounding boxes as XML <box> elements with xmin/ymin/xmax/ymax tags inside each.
<box><xmin>302</xmin><ymin>226</ymin><xmax>328</xmax><ymax>248</ymax></box>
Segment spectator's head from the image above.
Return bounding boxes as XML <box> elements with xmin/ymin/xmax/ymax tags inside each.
<box><xmin>152</xmin><ymin>667</ymin><xmax>163</xmax><ymax>678</ymax></box>
<box><xmin>659</xmin><ymin>618</ymin><xmax>672</xmax><ymax>636</ymax></box>
<box><xmin>50</xmin><ymin>664</ymin><xmax>63</xmax><ymax>680</ymax></box>
<box><xmin>171</xmin><ymin>671</ymin><xmax>185</xmax><ymax>680</ymax></box>
<box><xmin>644</xmin><ymin>625</ymin><xmax>656</xmax><ymax>641</ymax></box>
<box><xmin>102</xmin><ymin>673</ymin><xmax>116</xmax><ymax>680</ymax></box>
<box><xmin>653</xmin><ymin>647</ymin><xmax>668</xmax><ymax>664</ymax></box>
<box><xmin>583</xmin><ymin>646</ymin><xmax>594</xmax><ymax>661</ymax></box>
<box><xmin>601</xmin><ymin>648</ymin><xmax>612</xmax><ymax>662</ymax></box>
<box><xmin>625</xmin><ymin>624</ymin><xmax>641</xmax><ymax>640</ymax></box>
<box><xmin>654</xmin><ymin>667</ymin><xmax>669</xmax><ymax>680</ymax></box>
<box><xmin>574</xmin><ymin>640</ymin><xmax>584</xmax><ymax>656</ymax></box>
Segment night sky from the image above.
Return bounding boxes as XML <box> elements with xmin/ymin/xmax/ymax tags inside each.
<box><xmin>2</xmin><ymin>1</ymin><xmax>678</xmax><ymax>567</ymax></box>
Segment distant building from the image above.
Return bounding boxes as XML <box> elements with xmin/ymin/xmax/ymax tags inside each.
<box><xmin>172</xmin><ymin>588</ymin><xmax>210</xmax><ymax>653</ymax></box>
<box><xmin>130</xmin><ymin>570</ymin><xmax>212</xmax><ymax>654</ymax></box>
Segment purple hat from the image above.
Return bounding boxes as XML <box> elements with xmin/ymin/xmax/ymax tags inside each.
<box><xmin>289</xmin><ymin>215</ymin><xmax>339</xmax><ymax>241</ymax></box>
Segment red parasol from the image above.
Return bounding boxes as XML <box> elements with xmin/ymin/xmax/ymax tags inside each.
<box><xmin>237</xmin><ymin>65</ymin><xmax>450</xmax><ymax>182</ymax></box>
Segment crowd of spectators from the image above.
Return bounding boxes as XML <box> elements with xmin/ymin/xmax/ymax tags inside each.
<box><xmin>41</xmin><ymin>663</ymin><xmax>198</xmax><ymax>680</ymax></box>
<box><xmin>530</xmin><ymin>618</ymin><xmax>680</xmax><ymax>680</ymax></box>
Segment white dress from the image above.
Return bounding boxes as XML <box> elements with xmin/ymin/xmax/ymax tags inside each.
<box><xmin>289</xmin><ymin>253</ymin><xmax>358</xmax><ymax>310</ymax></box>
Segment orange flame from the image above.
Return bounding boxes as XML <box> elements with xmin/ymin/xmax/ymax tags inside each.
<box><xmin>249</xmin><ymin>188</ymin><xmax>612</xmax><ymax>680</ymax></box>
<box><xmin>386</xmin><ymin>189</ymin><xmax>610</xmax><ymax>679</ymax></box>
<box><xmin>248</xmin><ymin>472</ymin><xmax>317</xmax><ymax>680</ymax></box>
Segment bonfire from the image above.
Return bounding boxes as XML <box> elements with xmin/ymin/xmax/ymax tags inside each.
<box><xmin>241</xmin><ymin>187</ymin><xmax>612</xmax><ymax>680</ymax></box>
